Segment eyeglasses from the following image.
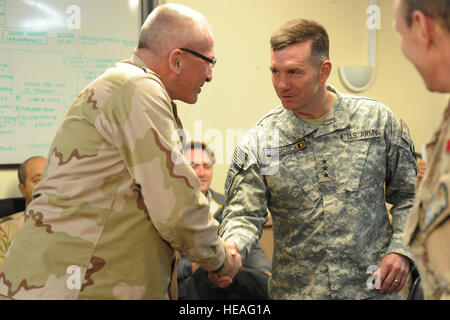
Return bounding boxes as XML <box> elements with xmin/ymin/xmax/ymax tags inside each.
<box><xmin>180</xmin><ymin>48</ymin><xmax>217</xmax><ymax>69</ymax></box>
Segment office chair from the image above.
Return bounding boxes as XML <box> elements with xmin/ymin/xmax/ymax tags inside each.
<box><xmin>407</xmin><ymin>268</ymin><xmax>424</xmax><ymax>300</ymax></box>
<box><xmin>0</xmin><ymin>197</ymin><xmax>26</xmax><ymax>219</ymax></box>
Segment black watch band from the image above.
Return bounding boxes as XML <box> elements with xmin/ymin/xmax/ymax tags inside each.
<box><xmin>212</xmin><ymin>259</ymin><xmax>226</xmax><ymax>274</ymax></box>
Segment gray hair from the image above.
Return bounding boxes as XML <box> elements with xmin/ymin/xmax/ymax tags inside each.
<box><xmin>18</xmin><ymin>156</ymin><xmax>45</xmax><ymax>185</ymax></box>
<box><xmin>138</xmin><ymin>4</ymin><xmax>212</xmax><ymax>58</ymax></box>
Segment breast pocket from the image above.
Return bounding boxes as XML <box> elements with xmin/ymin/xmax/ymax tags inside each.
<box><xmin>342</xmin><ymin>129</ymin><xmax>382</xmax><ymax>192</ymax></box>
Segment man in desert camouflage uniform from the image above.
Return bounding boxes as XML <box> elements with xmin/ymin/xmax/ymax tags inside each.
<box><xmin>218</xmin><ymin>19</ymin><xmax>417</xmax><ymax>299</ymax></box>
<box><xmin>0</xmin><ymin>4</ymin><xmax>241</xmax><ymax>299</ymax></box>
<box><xmin>0</xmin><ymin>156</ymin><xmax>45</xmax><ymax>267</ymax></box>
<box><xmin>394</xmin><ymin>0</ymin><xmax>450</xmax><ymax>299</ymax></box>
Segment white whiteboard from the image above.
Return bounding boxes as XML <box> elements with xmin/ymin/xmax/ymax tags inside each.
<box><xmin>0</xmin><ymin>0</ymin><xmax>143</xmax><ymax>166</ymax></box>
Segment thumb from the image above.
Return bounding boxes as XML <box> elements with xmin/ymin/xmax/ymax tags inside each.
<box><xmin>225</xmin><ymin>239</ymin><xmax>238</xmax><ymax>256</ymax></box>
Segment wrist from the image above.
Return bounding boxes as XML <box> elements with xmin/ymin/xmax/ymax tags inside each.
<box><xmin>212</xmin><ymin>245</ymin><xmax>227</xmax><ymax>274</ymax></box>
<box><xmin>212</xmin><ymin>258</ymin><xmax>226</xmax><ymax>274</ymax></box>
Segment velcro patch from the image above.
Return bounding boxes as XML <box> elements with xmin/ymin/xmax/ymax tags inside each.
<box><xmin>401</xmin><ymin>119</ymin><xmax>412</xmax><ymax>145</ymax></box>
<box><xmin>232</xmin><ymin>146</ymin><xmax>247</xmax><ymax>170</ymax></box>
<box><xmin>423</xmin><ymin>183</ymin><xmax>448</xmax><ymax>231</ymax></box>
<box><xmin>296</xmin><ymin>139</ymin><xmax>307</xmax><ymax>150</ymax></box>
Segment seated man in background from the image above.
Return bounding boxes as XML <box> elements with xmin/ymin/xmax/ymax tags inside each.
<box><xmin>416</xmin><ymin>153</ymin><xmax>427</xmax><ymax>184</ymax></box>
<box><xmin>177</xmin><ymin>142</ymin><xmax>272</xmax><ymax>300</ymax></box>
<box><xmin>0</xmin><ymin>156</ymin><xmax>46</xmax><ymax>266</ymax></box>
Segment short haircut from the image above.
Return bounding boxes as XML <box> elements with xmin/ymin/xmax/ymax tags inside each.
<box><xmin>18</xmin><ymin>156</ymin><xmax>44</xmax><ymax>185</ymax></box>
<box><xmin>270</xmin><ymin>19</ymin><xmax>330</xmax><ymax>67</ymax></box>
<box><xmin>402</xmin><ymin>0</ymin><xmax>450</xmax><ymax>32</ymax></box>
<box><xmin>138</xmin><ymin>4</ymin><xmax>212</xmax><ymax>58</ymax></box>
<box><xmin>184</xmin><ymin>141</ymin><xmax>216</xmax><ymax>164</ymax></box>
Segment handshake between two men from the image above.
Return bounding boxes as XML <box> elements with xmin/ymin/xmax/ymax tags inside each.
<box><xmin>208</xmin><ymin>239</ymin><xmax>242</xmax><ymax>288</ymax></box>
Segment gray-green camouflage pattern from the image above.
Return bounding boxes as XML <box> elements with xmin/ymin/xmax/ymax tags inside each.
<box><xmin>0</xmin><ymin>55</ymin><xmax>225</xmax><ymax>300</ymax></box>
<box><xmin>220</xmin><ymin>85</ymin><xmax>417</xmax><ymax>300</ymax></box>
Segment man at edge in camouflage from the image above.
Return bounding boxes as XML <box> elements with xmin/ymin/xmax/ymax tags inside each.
<box><xmin>394</xmin><ymin>0</ymin><xmax>450</xmax><ymax>299</ymax></box>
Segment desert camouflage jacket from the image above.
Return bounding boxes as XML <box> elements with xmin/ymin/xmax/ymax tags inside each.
<box><xmin>404</xmin><ymin>101</ymin><xmax>450</xmax><ymax>299</ymax></box>
<box><xmin>0</xmin><ymin>55</ymin><xmax>225</xmax><ymax>300</ymax></box>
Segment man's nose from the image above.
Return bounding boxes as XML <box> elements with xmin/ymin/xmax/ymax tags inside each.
<box><xmin>195</xmin><ymin>166</ymin><xmax>205</xmax><ymax>177</ymax></box>
<box><xmin>276</xmin><ymin>74</ymin><xmax>290</xmax><ymax>90</ymax></box>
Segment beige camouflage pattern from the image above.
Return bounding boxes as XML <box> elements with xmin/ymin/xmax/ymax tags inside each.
<box><xmin>220</xmin><ymin>85</ymin><xmax>417</xmax><ymax>299</ymax></box>
<box><xmin>0</xmin><ymin>211</ymin><xmax>25</xmax><ymax>267</ymax></box>
<box><xmin>404</xmin><ymin>101</ymin><xmax>450</xmax><ymax>300</ymax></box>
<box><xmin>0</xmin><ymin>55</ymin><xmax>225</xmax><ymax>300</ymax></box>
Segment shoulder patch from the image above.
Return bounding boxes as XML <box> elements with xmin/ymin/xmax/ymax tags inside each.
<box><xmin>225</xmin><ymin>146</ymin><xmax>247</xmax><ymax>195</ymax></box>
<box><xmin>423</xmin><ymin>183</ymin><xmax>448</xmax><ymax>231</ymax></box>
<box><xmin>401</xmin><ymin>119</ymin><xmax>411</xmax><ymax>145</ymax></box>
<box><xmin>232</xmin><ymin>145</ymin><xmax>247</xmax><ymax>170</ymax></box>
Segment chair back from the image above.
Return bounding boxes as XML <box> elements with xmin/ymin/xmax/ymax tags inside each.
<box><xmin>0</xmin><ymin>197</ymin><xmax>26</xmax><ymax>219</ymax></box>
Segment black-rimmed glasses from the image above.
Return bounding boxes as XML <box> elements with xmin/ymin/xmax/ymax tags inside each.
<box><xmin>180</xmin><ymin>48</ymin><xmax>217</xmax><ymax>69</ymax></box>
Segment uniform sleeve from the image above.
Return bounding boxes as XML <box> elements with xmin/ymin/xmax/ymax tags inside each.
<box><xmin>219</xmin><ymin>130</ymin><xmax>269</xmax><ymax>260</ymax></box>
<box><xmin>385</xmin><ymin>116</ymin><xmax>417</xmax><ymax>260</ymax></box>
<box><xmin>429</xmin><ymin>218</ymin><xmax>450</xmax><ymax>300</ymax></box>
<box><xmin>243</xmin><ymin>243</ymin><xmax>272</xmax><ymax>273</ymax></box>
<box><xmin>96</xmin><ymin>74</ymin><xmax>225</xmax><ymax>272</ymax></box>
<box><xmin>0</xmin><ymin>224</ymin><xmax>8</xmax><ymax>267</ymax></box>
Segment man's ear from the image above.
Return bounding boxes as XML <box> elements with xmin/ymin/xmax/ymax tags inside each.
<box><xmin>412</xmin><ymin>10</ymin><xmax>433</xmax><ymax>48</ymax></box>
<box><xmin>168</xmin><ymin>48</ymin><xmax>183</xmax><ymax>75</ymax></box>
<box><xmin>18</xmin><ymin>183</ymin><xmax>26</xmax><ymax>198</ymax></box>
<box><xmin>320</xmin><ymin>60</ymin><xmax>332</xmax><ymax>83</ymax></box>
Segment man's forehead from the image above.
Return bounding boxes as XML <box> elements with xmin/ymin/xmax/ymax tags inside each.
<box><xmin>187</xmin><ymin>148</ymin><xmax>213</xmax><ymax>164</ymax></box>
<box><xmin>271</xmin><ymin>42</ymin><xmax>313</xmax><ymax>64</ymax></box>
<box><xmin>25</xmin><ymin>158</ymin><xmax>45</xmax><ymax>174</ymax></box>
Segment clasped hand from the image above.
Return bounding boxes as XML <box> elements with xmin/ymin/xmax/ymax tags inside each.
<box><xmin>208</xmin><ymin>238</ymin><xmax>242</xmax><ymax>288</ymax></box>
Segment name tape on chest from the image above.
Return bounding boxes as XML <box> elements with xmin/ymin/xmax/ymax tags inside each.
<box><xmin>341</xmin><ymin>129</ymin><xmax>381</xmax><ymax>142</ymax></box>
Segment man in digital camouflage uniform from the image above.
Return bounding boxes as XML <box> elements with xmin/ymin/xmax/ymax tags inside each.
<box><xmin>218</xmin><ymin>19</ymin><xmax>418</xmax><ymax>299</ymax></box>
<box><xmin>394</xmin><ymin>0</ymin><xmax>450</xmax><ymax>299</ymax></box>
<box><xmin>0</xmin><ymin>4</ymin><xmax>241</xmax><ymax>299</ymax></box>
<box><xmin>0</xmin><ymin>156</ymin><xmax>45</xmax><ymax>267</ymax></box>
